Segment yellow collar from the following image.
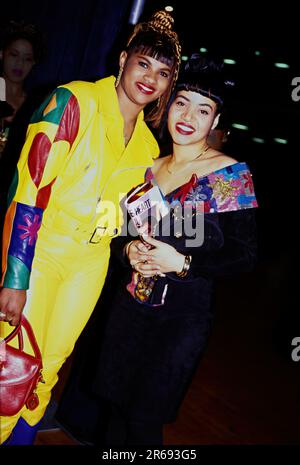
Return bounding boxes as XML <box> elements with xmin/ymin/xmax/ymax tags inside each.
<box><xmin>95</xmin><ymin>76</ymin><xmax>158</xmax><ymax>164</ymax></box>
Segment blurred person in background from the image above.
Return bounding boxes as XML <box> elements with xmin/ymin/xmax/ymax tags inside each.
<box><xmin>0</xmin><ymin>20</ymin><xmax>45</xmax><ymax>158</ymax></box>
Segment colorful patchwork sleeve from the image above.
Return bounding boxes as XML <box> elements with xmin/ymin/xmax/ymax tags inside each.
<box><xmin>1</xmin><ymin>87</ymin><xmax>80</xmax><ymax>289</ymax></box>
<box><xmin>159</xmin><ymin>162</ymin><xmax>259</xmax><ymax>280</ymax></box>
<box><xmin>186</xmin><ymin>208</ymin><xmax>258</xmax><ymax>278</ymax></box>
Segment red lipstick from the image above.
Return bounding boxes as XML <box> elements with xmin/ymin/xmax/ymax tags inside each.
<box><xmin>175</xmin><ymin>122</ymin><xmax>195</xmax><ymax>135</ymax></box>
<box><xmin>136</xmin><ymin>82</ymin><xmax>155</xmax><ymax>95</ymax></box>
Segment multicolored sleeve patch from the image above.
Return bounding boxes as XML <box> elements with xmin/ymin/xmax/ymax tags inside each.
<box><xmin>171</xmin><ymin>162</ymin><xmax>258</xmax><ymax>213</ymax></box>
<box><xmin>2</xmin><ymin>202</ymin><xmax>43</xmax><ymax>289</ymax></box>
<box><xmin>1</xmin><ymin>86</ymin><xmax>80</xmax><ymax>289</ymax></box>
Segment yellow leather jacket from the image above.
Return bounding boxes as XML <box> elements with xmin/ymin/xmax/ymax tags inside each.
<box><xmin>1</xmin><ymin>76</ymin><xmax>159</xmax><ymax>289</ymax></box>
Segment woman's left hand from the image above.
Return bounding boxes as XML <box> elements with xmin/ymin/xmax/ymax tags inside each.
<box><xmin>140</xmin><ymin>235</ymin><xmax>185</xmax><ymax>274</ymax></box>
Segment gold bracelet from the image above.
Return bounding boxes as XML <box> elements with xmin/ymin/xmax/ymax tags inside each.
<box><xmin>176</xmin><ymin>255</ymin><xmax>192</xmax><ymax>278</ymax></box>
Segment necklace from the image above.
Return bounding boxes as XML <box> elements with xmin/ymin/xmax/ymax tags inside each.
<box><xmin>167</xmin><ymin>145</ymin><xmax>210</xmax><ymax>175</ymax></box>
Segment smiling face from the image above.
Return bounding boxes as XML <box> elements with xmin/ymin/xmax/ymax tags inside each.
<box><xmin>116</xmin><ymin>51</ymin><xmax>173</xmax><ymax>110</ymax></box>
<box><xmin>1</xmin><ymin>38</ymin><xmax>35</xmax><ymax>84</ymax></box>
<box><xmin>167</xmin><ymin>90</ymin><xmax>220</xmax><ymax>147</ymax></box>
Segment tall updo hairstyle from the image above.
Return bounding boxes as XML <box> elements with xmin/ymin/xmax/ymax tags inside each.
<box><xmin>125</xmin><ymin>10</ymin><xmax>181</xmax><ymax>128</ymax></box>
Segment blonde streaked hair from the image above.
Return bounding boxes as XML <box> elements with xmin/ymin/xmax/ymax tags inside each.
<box><xmin>125</xmin><ymin>10</ymin><xmax>181</xmax><ymax>128</ymax></box>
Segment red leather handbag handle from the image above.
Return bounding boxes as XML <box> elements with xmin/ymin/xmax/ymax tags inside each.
<box><xmin>4</xmin><ymin>315</ymin><xmax>42</xmax><ymax>361</ymax></box>
<box><xmin>3</xmin><ymin>320</ymin><xmax>24</xmax><ymax>350</ymax></box>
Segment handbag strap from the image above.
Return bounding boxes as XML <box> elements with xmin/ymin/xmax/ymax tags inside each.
<box><xmin>4</xmin><ymin>315</ymin><xmax>42</xmax><ymax>361</ymax></box>
<box><xmin>3</xmin><ymin>320</ymin><xmax>24</xmax><ymax>350</ymax></box>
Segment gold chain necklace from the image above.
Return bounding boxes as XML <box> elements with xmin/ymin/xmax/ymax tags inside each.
<box><xmin>167</xmin><ymin>145</ymin><xmax>210</xmax><ymax>175</ymax></box>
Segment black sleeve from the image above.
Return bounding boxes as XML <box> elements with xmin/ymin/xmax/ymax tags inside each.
<box><xmin>185</xmin><ymin>208</ymin><xmax>257</xmax><ymax>279</ymax></box>
<box><xmin>111</xmin><ymin>206</ymin><xmax>257</xmax><ymax>278</ymax></box>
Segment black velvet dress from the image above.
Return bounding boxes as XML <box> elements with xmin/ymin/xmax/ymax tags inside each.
<box><xmin>92</xmin><ymin>162</ymin><xmax>258</xmax><ymax>423</ymax></box>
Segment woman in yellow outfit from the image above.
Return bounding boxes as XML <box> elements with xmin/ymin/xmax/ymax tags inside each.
<box><xmin>0</xmin><ymin>11</ymin><xmax>181</xmax><ymax>445</ymax></box>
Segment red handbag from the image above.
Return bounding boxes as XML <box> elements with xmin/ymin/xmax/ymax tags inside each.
<box><xmin>0</xmin><ymin>314</ymin><xmax>43</xmax><ymax>416</ymax></box>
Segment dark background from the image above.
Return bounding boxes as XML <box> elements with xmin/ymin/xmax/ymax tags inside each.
<box><xmin>1</xmin><ymin>0</ymin><xmax>299</xmax><ymax>445</ymax></box>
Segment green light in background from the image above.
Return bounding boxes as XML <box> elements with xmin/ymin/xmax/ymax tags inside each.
<box><xmin>232</xmin><ymin>123</ymin><xmax>249</xmax><ymax>130</ymax></box>
<box><xmin>223</xmin><ymin>58</ymin><xmax>236</xmax><ymax>65</ymax></box>
<box><xmin>252</xmin><ymin>137</ymin><xmax>265</xmax><ymax>143</ymax></box>
<box><xmin>274</xmin><ymin>138</ymin><xmax>288</xmax><ymax>144</ymax></box>
<box><xmin>181</xmin><ymin>55</ymin><xmax>188</xmax><ymax>61</ymax></box>
<box><xmin>255</xmin><ymin>50</ymin><xmax>261</xmax><ymax>56</ymax></box>
<box><xmin>199</xmin><ymin>47</ymin><xmax>207</xmax><ymax>53</ymax></box>
<box><xmin>274</xmin><ymin>62</ymin><xmax>290</xmax><ymax>69</ymax></box>
<box><xmin>165</xmin><ymin>6</ymin><xmax>174</xmax><ymax>12</ymax></box>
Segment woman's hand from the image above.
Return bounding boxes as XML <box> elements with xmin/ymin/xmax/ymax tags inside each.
<box><xmin>125</xmin><ymin>240</ymin><xmax>162</xmax><ymax>277</ymax></box>
<box><xmin>140</xmin><ymin>236</ymin><xmax>185</xmax><ymax>274</ymax></box>
<box><xmin>0</xmin><ymin>288</ymin><xmax>27</xmax><ymax>326</ymax></box>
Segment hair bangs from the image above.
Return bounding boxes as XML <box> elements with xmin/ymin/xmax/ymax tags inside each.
<box><xmin>127</xmin><ymin>32</ymin><xmax>176</xmax><ymax>69</ymax></box>
<box><xmin>177</xmin><ymin>79</ymin><xmax>224</xmax><ymax>110</ymax></box>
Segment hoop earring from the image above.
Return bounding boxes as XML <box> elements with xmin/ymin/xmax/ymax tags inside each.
<box><xmin>115</xmin><ymin>67</ymin><xmax>123</xmax><ymax>88</ymax></box>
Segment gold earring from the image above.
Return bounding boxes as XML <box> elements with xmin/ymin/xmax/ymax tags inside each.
<box><xmin>115</xmin><ymin>67</ymin><xmax>123</xmax><ymax>88</ymax></box>
<box><xmin>156</xmin><ymin>96</ymin><xmax>161</xmax><ymax>107</ymax></box>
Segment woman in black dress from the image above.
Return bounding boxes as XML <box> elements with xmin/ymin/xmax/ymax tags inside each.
<box><xmin>92</xmin><ymin>54</ymin><xmax>258</xmax><ymax>446</ymax></box>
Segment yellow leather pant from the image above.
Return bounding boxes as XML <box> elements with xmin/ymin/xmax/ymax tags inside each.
<box><xmin>0</xmin><ymin>225</ymin><xmax>111</xmax><ymax>443</ymax></box>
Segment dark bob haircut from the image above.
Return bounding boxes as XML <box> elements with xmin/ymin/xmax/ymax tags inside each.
<box><xmin>175</xmin><ymin>53</ymin><xmax>235</xmax><ymax>114</ymax></box>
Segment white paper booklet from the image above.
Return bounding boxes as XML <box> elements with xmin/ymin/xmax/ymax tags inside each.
<box><xmin>125</xmin><ymin>181</ymin><xmax>169</xmax><ymax>237</ymax></box>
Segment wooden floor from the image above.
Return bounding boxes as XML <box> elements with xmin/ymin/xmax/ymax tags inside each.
<box><xmin>34</xmin><ymin>258</ymin><xmax>300</xmax><ymax>446</ymax></box>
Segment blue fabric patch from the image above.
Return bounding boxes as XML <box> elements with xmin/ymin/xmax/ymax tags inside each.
<box><xmin>8</xmin><ymin>202</ymin><xmax>43</xmax><ymax>272</ymax></box>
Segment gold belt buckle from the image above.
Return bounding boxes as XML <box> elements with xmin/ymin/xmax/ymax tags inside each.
<box><xmin>89</xmin><ymin>226</ymin><xmax>106</xmax><ymax>244</ymax></box>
